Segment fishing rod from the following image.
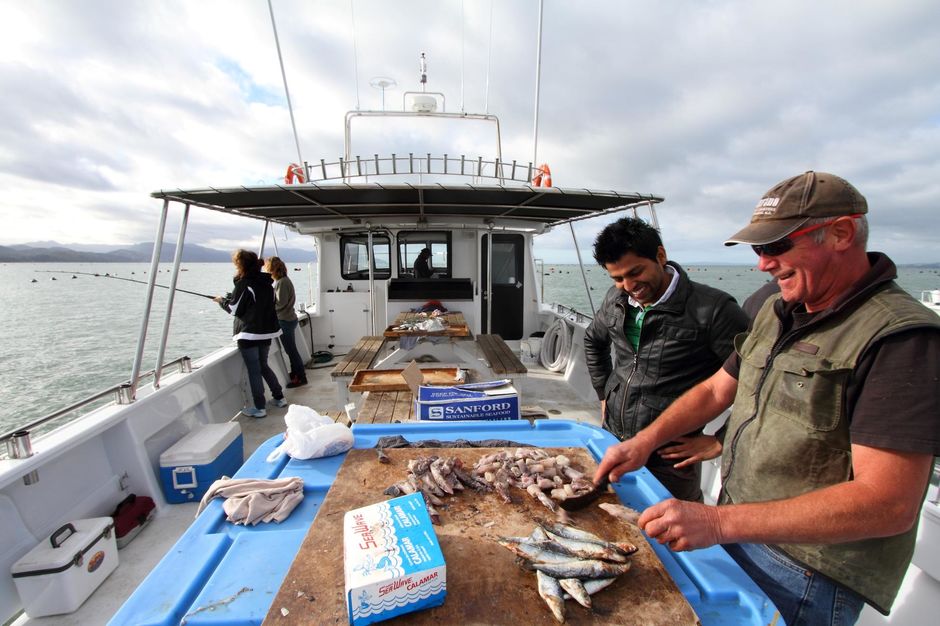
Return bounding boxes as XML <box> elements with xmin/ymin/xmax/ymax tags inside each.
<box><xmin>36</xmin><ymin>270</ymin><xmax>215</xmax><ymax>300</ymax></box>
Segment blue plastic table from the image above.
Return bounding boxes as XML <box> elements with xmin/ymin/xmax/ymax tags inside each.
<box><xmin>109</xmin><ymin>420</ymin><xmax>781</xmax><ymax>625</ymax></box>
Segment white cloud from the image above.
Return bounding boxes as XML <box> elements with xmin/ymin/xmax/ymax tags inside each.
<box><xmin>0</xmin><ymin>0</ymin><xmax>938</xmax><ymax>263</ymax></box>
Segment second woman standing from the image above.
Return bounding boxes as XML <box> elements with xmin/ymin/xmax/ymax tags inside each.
<box><xmin>265</xmin><ymin>256</ymin><xmax>308</xmax><ymax>388</ymax></box>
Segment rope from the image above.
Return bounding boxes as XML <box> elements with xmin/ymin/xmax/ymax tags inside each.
<box><xmin>540</xmin><ymin>318</ymin><xmax>572</xmax><ymax>372</ymax></box>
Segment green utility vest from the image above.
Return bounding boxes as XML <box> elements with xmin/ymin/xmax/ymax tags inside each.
<box><xmin>721</xmin><ymin>283</ymin><xmax>940</xmax><ymax>613</ymax></box>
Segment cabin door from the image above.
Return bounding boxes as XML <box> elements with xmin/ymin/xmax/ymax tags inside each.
<box><xmin>481</xmin><ymin>233</ymin><xmax>524</xmax><ymax>339</ymax></box>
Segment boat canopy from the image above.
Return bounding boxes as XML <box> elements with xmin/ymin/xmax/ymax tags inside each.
<box><xmin>152</xmin><ymin>183</ymin><xmax>663</xmax><ymax>233</ymax></box>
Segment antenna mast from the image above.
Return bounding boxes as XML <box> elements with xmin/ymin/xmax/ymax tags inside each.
<box><xmin>531</xmin><ymin>0</ymin><xmax>544</xmax><ymax>167</ymax></box>
<box><xmin>267</xmin><ymin>0</ymin><xmax>304</xmax><ymax>169</ymax></box>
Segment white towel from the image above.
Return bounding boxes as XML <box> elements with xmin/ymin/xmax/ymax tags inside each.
<box><xmin>195</xmin><ymin>476</ymin><xmax>304</xmax><ymax>525</ymax></box>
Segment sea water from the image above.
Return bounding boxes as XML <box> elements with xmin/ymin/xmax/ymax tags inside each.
<box><xmin>0</xmin><ymin>263</ymin><xmax>316</xmax><ymax>435</ymax></box>
<box><xmin>0</xmin><ymin>261</ymin><xmax>937</xmax><ymax>435</ymax></box>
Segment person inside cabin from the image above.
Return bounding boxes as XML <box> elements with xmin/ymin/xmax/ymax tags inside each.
<box><xmin>594</xmin><ymin>171</ymin><xmax>940</xmax><ymax>624</ymax></box>
<box><xmin>413</xmin><ymin>247</ymin><xmax>433</xmax><ymax>278</ymax></box>
<box><xmin>583</xmin><ymin>217</ymin><xmax>748</xmax><ymax>502</ymax></box>
<box><xmin>213</xmin><ymin>249</ymin><xmax>286</xmax><ymax>418</ymax></box>
<box><xmin>264</xmin><ymin>256</ymin><xmax>307</xmax><ymax>389</ymax></box>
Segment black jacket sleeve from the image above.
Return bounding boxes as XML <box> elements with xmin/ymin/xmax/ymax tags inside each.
<box><xmin>583</xmin><ymin>310</ymin><xmax>613</xmax><ymax>400</ymax></box>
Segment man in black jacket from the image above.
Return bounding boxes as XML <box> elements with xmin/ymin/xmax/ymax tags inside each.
<box><xmin>584</xmin><ymin>217</ymin><xmax>748</xmax><ymax>500</ymax></box>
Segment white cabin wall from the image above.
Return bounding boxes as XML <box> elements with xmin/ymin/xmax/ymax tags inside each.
<box><xmin>448</xmin><ymin>230</ymin><xmax>480</xmax><ymax>331</ymax></box>
<box><xmin>308</xmin><ymin>234</ymin><xmax>388</xmax><ymax>349</ymax></box>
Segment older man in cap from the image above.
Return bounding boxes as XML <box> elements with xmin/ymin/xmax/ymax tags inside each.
<box><xmin>594</xmin><ymin>171</ymin><xmax>940</xmax><ymax>624</ymax></box>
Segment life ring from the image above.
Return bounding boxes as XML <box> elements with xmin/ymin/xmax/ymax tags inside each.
<box><xmin>531</xmin><ymin>163</ymin><xmax>552</xmax><ymax>187</ymax></box>
<box><xmin>284</xmin><ymin>163</ymin><xmax>306</xmax><ymax>184</ymax></box>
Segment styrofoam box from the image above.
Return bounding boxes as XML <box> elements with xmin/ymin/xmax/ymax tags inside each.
<box><xmin>11</xmin><ymin>517</ymin><xmax>118</xmax><ymax>618</ymax></box>
<box><xmin>415</xmin><ymin>380</ymin><xmax>520</xmax><ymax>421</ymax></box>
<box><xmin>159</xmin><ymin>422</ymin><xmax>243</xmax><ymax>504</ymax></box>
<box><xmin>344</xmin><ymin>492</ymin><xmax>446</xmax><ymax>625</ymax></box>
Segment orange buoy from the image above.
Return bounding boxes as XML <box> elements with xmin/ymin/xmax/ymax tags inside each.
<box><xmin>531</xmin><ymin>163</ymin><xmax>552</xmax><ymax>187</ymax></box>
<box><xmin>284</xmin><ymin>163</ymin><xmax>306</xmax><ymax>184</ymax></box>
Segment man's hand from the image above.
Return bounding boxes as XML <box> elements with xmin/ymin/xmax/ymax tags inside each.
<box><xmin>212</xmin><ymin>296</ymin><xmax>224</xmax><ymax>304</ymax></box>
<box><xmin>593</xmin><ymin>432</ymin><xmax>655</xmax><ymax>484</ymax></box>
<box><xmin>639</xmin><ymin>499</ymin><xmax>724</xmax><ymax>551</ymax></box>
<box><xmin>658</xmin><ymin>435</ymin><xmax>722</xmax><ymax>469</ymax></box>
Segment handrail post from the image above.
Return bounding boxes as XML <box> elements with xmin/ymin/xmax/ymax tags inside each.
<box><xmin>130</xmin><ymin>198</ymin><xmax>170</xmax><ymax>400</ymax></box>
<box><xmin>154</xmin><ymin>203</ymin><xmax>190</xmax><ymax>389</ymax></box>
<box><xmin>486</xmin><ymin>223</ymin><xmax>494</xmax><ymax>333</ymax></box>
<box><xmin>6</xmin><ymin>431</ymin><xmax>39</xmax><ymax>485</ymax></box>
<box><xmin>569</xmin><ymin>221</ymin><xmax>596</xmax><ymax>316</ymax></box>
<box><xmin>367</xmin><ymin>227</ymin><xmax>376</xmax><ymax>335</ymax></box>
<box><xmin>259</xmin><ymin>219</ymin><xmax>269</xmax><ymax>258</ymax></box>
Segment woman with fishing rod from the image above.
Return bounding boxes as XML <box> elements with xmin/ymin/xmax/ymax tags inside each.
<box><xmin>213</xmin><ymin>249</ymin><xmax>286</xmax><ymax>418</ymax></box>
<box><xmin>264</xmin><ymin>256</ymin><xmax>307</xmax><ymax>388</ymax></box>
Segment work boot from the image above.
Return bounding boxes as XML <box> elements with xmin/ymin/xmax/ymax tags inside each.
<box><xmin>286</xmin><ymin>373</ymin><xmax>308</xmax><ymax>389</ymax></box>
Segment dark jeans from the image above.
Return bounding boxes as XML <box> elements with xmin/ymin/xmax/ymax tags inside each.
<box><xmin>646</xmin><ymin>444</ymin><xmax>704</xmax><ymax>502</ymax></box>
<box><xmin>724</xmin><ymin>543</ymin><xmax>865</xmax><ymax>626</ymax></box>
<box><xmin>238</xmin><ymin>339</ymin><xmax>283</xmax><ymax>409</ymax></box>
<box><xmin>278</xmin><ymin>319</ymin><xmax>305</xmax><ymax>379</ymax></box>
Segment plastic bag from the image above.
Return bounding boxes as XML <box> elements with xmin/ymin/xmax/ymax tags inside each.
<box><xmin>266</xmin><ymin>405</ymin><xmax>354</xmax><ymax>462</ymax></box>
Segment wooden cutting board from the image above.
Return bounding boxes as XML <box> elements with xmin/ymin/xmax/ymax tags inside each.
<box><xmin>264</xmin><ymin>448</ymin><xmax>699</xmax><ymax>625</ymax></box>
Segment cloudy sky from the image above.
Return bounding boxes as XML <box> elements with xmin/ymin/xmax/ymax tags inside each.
<box><xmin>1</xmin><ymin>0</ymin><xmax>938</xmax><ymax>263</ymax></box>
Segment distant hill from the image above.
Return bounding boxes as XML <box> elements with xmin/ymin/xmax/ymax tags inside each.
<box><xmin>0</xmin><ymin>242</ymin><xmax>316</xmax><ymax>263</ymax></box>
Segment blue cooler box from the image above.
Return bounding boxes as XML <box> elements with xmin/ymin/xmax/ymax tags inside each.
<box><xmin>159</xmin><ymin>423</ymin><xmax>243</xmax><ymax>504</ymax></box>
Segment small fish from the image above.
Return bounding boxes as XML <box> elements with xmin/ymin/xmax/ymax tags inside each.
<box><xmin>598</xmin><ymin>502</ymin><xmax>642</xmax><ymax>526</ymax></box>
<box><xmin>536</xmin><ymin>571</ymin><xmax>566</xmax><ymax>623</ymax></box>
<box><xmin>539</xmin><ymin>520</ymin><xmax>638</xmax><ymax>557</ymax></box>
<box><xmin>562</xmin><ymin>577</ymin><xmax>617</xmax><ymax>600</ymax></box>
<box><xmin>558</xmin><ymin>578</ymin><xmax>592</xmax><ymax>609</ymax></box>
<box><xmin>530</xmin><ymin>558</ymin><xmax>632</xmax><ymax>580</ymax></box>
<box><xmin>534</xmin><ymin>530</ymin><xmax>627</xmax><ymax>563</ymax></box>
<box><xmin>495</xmin><ymin>537</ymin><xmax>576</xmax><ymax>564</ymax></box>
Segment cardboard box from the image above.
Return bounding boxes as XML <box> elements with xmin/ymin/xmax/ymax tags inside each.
<box><xmin>343</xmin><ymin>493</ymin><xmax>446</xmax><ymax>625</ymax></box>
<box><xmin>159</xmin><ymin>422</ymin><xmax>243</xmax><ymax>503</ymax></box>
<box><xmin>414</xmin><ymin>379</ymin><xmax>520</xmax><ymax>421</ymax></box>
<box><xmin>11</xmin><ymin>518</ymin><xmax>118</xmax><ymax>617</ymax></box>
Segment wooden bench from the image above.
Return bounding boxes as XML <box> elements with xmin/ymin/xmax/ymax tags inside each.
<box><xmin>330</xmin><ymin>336</ymin><xmax>386</xmax><ymax>402</ymax></box>
<box><xmin>321</xmin><ymin>409</ymin><xmax>352</xmax><ymax>427</ymax></box>
<box><xmin>476</xmin><ymin>334</ymin><xmax>528</xmax><ymax>375</ymax></box>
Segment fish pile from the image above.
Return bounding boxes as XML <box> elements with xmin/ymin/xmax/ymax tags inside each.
<box><xmin>471</xmin><ymin>448</ymin><xmax>596</xmax><ymax>513</ymax></box>
<box><xmin>496</xmin><ymin>520</ymin><xmax>638</xmax><ymax>623</ymax></box>
<box><xmin>383</xmin><ymin>455</ymin><xmax>490</xmax><ymax>523</ymax></box>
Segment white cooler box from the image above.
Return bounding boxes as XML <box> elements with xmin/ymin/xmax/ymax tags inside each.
<box><xmin>11</xmin><ymin>517</ymin><xmax>118</xmax><ymax>618</ymax></box>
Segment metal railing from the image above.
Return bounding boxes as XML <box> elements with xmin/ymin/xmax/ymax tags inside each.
<box><xmin>549</xmin><ymin>303</ymin><xmax>593</xmax><ymax>324</ymax></box>
<box><xmin>0</xmin><ymin>355</ymin><xmax>194</xmax><ymax>454</ymax></box>
<box><xmin>304</xmin><ymin>153</ymin><xmax>545</xmax><ymax>186</ymax></box>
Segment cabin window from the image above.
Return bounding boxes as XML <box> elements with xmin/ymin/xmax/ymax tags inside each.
<box><xmin>339</xmin><ymin>234</ymin><xmax>391</xmax><ymax>280</ymax></box>
<box><xmin>397</xmin><ymin>231</ymin><xmax>452</xmax><ymax>278</ymax></box>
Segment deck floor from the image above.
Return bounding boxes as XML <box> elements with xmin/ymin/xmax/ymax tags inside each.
<box><xmin>14</xmin><ymin>357</ymin><xmax>599</xmax><ymax>626</ymax></box>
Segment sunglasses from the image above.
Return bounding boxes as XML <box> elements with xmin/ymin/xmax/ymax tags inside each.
<box><xmin>751</xmin><ymin>214</ymin><xmax>862</xmax><ymax>257</ymax></box>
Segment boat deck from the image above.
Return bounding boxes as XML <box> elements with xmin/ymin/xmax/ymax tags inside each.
<box><xmin>13</xmin><ymin>357</ymin><xmax>599</xmax><ymax>625</ymax></box>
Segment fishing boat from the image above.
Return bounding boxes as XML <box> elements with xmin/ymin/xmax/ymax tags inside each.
<box><xmin>3</xmin><ymin>11</ymin><xmax>938</xmax><ymax>626</ymax></box>
<box><xmin>921</xmin><ymin>289</ymin><xmax>940</xmax><ymax>316</ymax></box>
